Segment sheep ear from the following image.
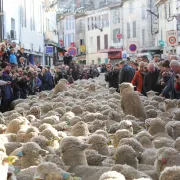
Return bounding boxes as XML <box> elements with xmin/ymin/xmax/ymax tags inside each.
<box><xmin>39</xmin><ymin>149</ymin><xmax>48</xmax><ymax>156</ymax></box>
<box><xmin>81</xmin><ymin>144</ymin><xmax>90</xmax><ymax>150</ymax></box>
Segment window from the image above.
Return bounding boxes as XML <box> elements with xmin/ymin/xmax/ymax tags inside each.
<box><xmin>105</xmin><ymin>58</ymin><xmax>108</xmax><ymax>64</ymax></box>
<box><xmin>22</xmin><ymin>0</ymin><xmax>26</xmax><ymax>27</ymax></box>
<box><xmin>30</xmin><ymin>0</ymin><xmax>35</xmax><ymax>31</ymax></box>
<box><xmin>72</xmin><ymin>17</ymin><xmax>74</xmax><ymax>29</ymax></box>
<box><xmin>88</xmin><ymin>18</ymin><xmax>90</xmax><ymax>30</ymax></box>
<box><xmin>98</xmin><ymin>58</ymin><xmax>101</xmax><ymax>65</ymax></box>
<box><xmin>127</xmin><ymin>23</ymin><xmax>130</xmax><ymax>39</ymax></box>
<box><xmin>80</xmin><ymin>39</ymin><xmax>84</xmax><ymax>45</ymax></box>
<box><xmin>66</xmin><ymin>18</ymin><xmax>68</xmax><ymax>30</ymax></box>
<box><xmin>129</xmin><ymin>2</ymin><xmax>133</xmax><ymax>13</ymax></box>
<box><xmin>46</xmin><ymin>18</ymin><xmax>49</xmax><ymax>31</ymax></box>
<box><xmin>142</xmin><ymin>29</ymin><xmax>145</xmax><ymax>46</ymax></box>
<box><xmin>94</xmin><ymin>17</ymin><xmax>97</xmax><ymax>29</ymax></box>
<box><xmin>90</xmin><ymin>37</ymin><xmax>93</xmax><ymax>45</ymax></box>
<box><xmin>168</xmin><ymin>2</ymin><xmax>171</xmax><ymax>17</ymax></box>
<box><xmin>97</xmin><ymin>36</ymin><xmax>100</xmax><ymax>51</ymax></box>
<box><xmin>133</xmin><ymin>21</ymin><xmax>136</xmax><ymax>38</ymax></box>
<box><xmin>92</xmin><ymin>60</ymin><xmax>94</xmax><ymax>65</ymax></box>
<box><xmin>11</xmin><ymin>18</ymin><xmax>15</xmax><ymax>30</ymax></box>
<box><xmin>68</xmin><ymin>34</ymin><xmax>71</xmax><ymax>47</ymax></box>
<box><xmin>91</xmin><ymin>17</ymin><xmax>94</xmax><ymax>30</ymax></box>
<box><xmin>71</xmin><ymin>33</ymin><xmax>74</xmax><ymax>43</ymax></box>
<box><xmin>104</xmin><ymin>34</ymin><xmax>108</xmax><ymax>49</ymax></box>
<box><xmin>113</xmin><ymin>28</ymin><xmax>120</xmax><ymax>43</ymax></box>
<box><xmin>141</xmin><ymin>7</ymin><xmax>145</xmax><ymax>20</ymax></box>
<box><xmin>69</xmin><ymin>17</ymin><xmax>71</xmax><ymax>30</ymax></box>
<box><xmin>165</xmin><ymin>5</ymin><xmax>167</xmax><ymax>19</ymax></box>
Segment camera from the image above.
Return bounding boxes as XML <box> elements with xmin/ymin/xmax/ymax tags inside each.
<box><xmin>176</xmin><ymin>75</ymin><xmax>179</xmax><ymax>79</ymax></box>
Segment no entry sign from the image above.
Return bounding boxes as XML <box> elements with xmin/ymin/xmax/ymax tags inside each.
<box><xmin>166</xmin><ymin>31</ymin><xmax>178</xmax><ymax>46</ymax></box>
<box><xmin>127</xmin><ymin>41</ymin><xmax>138</xmax><ymax>53</ymax></box>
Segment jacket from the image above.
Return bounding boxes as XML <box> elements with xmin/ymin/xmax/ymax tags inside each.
<box><xmin>143</xmin><ymin>68</ymin><xmax>160</xmax><ymax>94</ymax></box>
<box><xmin>9</xmin><ymin>54</ymin><xmax>18</xmax><ymax>65</ymax></box>
<box><xmin>131</xmin><ymin>70</ymin><xmax>143</xmax><ymax>93</ymax></box>
<box><xmin>162</xmin><ymin>74</ymin><xmax>180</xmax><ymax>99</ymax></box>
<box><xmin>119</xmin><ymin>64</ymin><xmax>135</xmax><ymax>84</ymax></box>
<box><xmin>105</xmin><ymin>69</ymin><xmax>119</xmax><ymax>89</ymax></box>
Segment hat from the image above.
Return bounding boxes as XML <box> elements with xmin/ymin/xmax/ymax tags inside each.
<box><xmin>154</xmin><ymin>54</ymin><xmax>160</xmax><ymax>57</ymax></box>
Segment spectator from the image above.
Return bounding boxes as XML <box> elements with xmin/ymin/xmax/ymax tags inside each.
<box><xmin>131</xmin><ymin>61</ymin><xmax>146</xmax><ymax>95</ymax></box>
<box><xmin>160</xmin><ymin>60</ymin><xmax>180</xmax><ymax>99</ymax></box>
<box><xmin>1</xmin><ymin>63</ymin><xmax>13</xmax><ymax>112</ymax></box>
<box><xmin>9</xmin><ymin>48</ymin><xmax>18</xmax><ymax>66</ymax></box>
<box><xmin>119</xmin><ymin>60</ymin><xmax>135</xmax><ymax>84</ymax></box>
<box><xmin>105</xmin><ymin>63</ymin><xmax>119</xmax><ymax>91</ymax></box>
<box><xmin>143</xmin><ymin>63</ymin><xmax>160</xmax><ymax>95</ymax></box>
<box><xmin>152</xmin><ymin>54</ymin><xmax>160</xmax><ymax>65</ymax></box>
<box><xmin>18</xmin><ymin>57</ymin><xmax>25</xmax><ymax>68</ymax></box>
<box><xmin>63</xmin><ymin>53</ymin><xmax>72</xmax><ymax>66</ymax></box>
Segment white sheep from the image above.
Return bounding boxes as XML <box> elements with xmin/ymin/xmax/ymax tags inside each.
<box><xmin>99</xmin><ymin>171</ymin><xmax>126</xmax><ymax>180</ymax></box>
<box><xmin>159</xmin><ymin>166</ymin><xmax>180</xmax><ymax>180</ymax></box>
<box><xmin>72</xmin><ymin>121</ymin><xmax>89</xmax><ymax>137</ymax></box>
<box><xmin>60</xmin><ymin>136</ymin><xmax>89</xmax><ymax>167</ymax></box>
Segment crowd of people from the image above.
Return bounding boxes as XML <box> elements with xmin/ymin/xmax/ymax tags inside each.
<box><xmin>105</xmin><ymin>54</ymin><xmax>180</xmax><ymax>100</ymax></box>
<box><xmin>0</xmin><ymin>47</ymin><xmax>103</xmax><ymax>112</ymax></box>
<box><xmin>0</xmin><ymin>40</ymin><xmax>180</xmax><ymax>113</ymax></box>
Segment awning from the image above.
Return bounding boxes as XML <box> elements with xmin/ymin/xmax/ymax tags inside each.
<box><xmin>98</xmin><ymin>48</ymin><xmax>122</xmax><ymax>53</ymax></box>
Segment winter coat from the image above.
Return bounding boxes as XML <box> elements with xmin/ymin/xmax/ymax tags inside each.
<box><xmin>131</xmin><ymin>70</ymin><xmax>144</xmax><ymax>93</ymax></box>
<box><xmin>119</xmin><ymin>64</ymin><xmax>135</xmax><ymax>84</ymax></box>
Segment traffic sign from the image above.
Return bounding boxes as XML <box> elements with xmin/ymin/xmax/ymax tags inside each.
<box><xmin>116</xmin><ymin>34</ymin><xmax>122</xmax><ymax>39</ymax></box>
<box><xmin>67</xmin><ymin>47</ymin><xmax>77</xmax><ymax>56</ymax></box>
<box><xmin>166</xmin><ymin>31</ymin><xmax>178</xmax><ymax>46</ymax></box>
<box><xmin>127</xmin><ymin>41</ymin><xmax>138</xmax><ymax>53</ymax></box>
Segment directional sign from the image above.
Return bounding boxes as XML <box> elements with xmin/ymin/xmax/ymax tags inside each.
<box><xmin>127</xmin><ymin>41</ymin><xmax>138</xmax><ymax>53</ymax></box>
<box><xmin>166</xmin><ymin>31</ymin><xmax>178</xmax><ymax>46</ymax></box>
<box><xmin>45</xmin><ymin>46</ymin><xmax>53</xmax><ymax>54</ymax></box>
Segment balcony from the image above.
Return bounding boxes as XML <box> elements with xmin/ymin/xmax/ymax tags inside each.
<box><xmin>44</xmin><ymin>31</ymin><xmax>58</xmax><ymax>44</ymax></box>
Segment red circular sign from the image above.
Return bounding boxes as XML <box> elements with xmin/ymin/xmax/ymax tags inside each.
<box><xmin>68</xmin><ymin>47</ymin><xmax>77</xmax><ymax>56</ymax></box>
<box><xmin>169</xmin><ymin>36</ymin><xmax>176</xmax><ymax>44</ymax></box>
<box><xmin>129</xmin><ymin>44</ymin><xmax>137</xmax><ymax>52</ymax></box>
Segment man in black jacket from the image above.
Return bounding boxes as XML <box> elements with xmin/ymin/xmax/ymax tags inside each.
<box><xmin>105</xmin><ymin>63</ymin><xmax>120</xmax><ymax>91</ymax></box>
<box><xmin>143</xmin><ymin>63</ymin><xmax>160</xmax><ymax>95</ymax></box>
<box><xmin>119</xmin><ymin>61</ymin><xmax>135</xmax><ymax>84</ymax></box>
<box><xmin>63</xmin><ymin>53</ymin><xmax>72</xmax><ymax>66</ymax></box>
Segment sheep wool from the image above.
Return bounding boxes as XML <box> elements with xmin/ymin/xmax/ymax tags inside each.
<box><xmin>88</xmin><ymin>134</ymin><xmax>109</xmax><ymax>156</ymax></box>
<box><xmin>120</xmin><ymin>83</ymin><xmax>147</xmax><ymax>121</ymax></box>
<box><xmin>159</xmin><ymin>166</ymin><xmax>180</xmax><ymax>180</ymax></box>
<box><xmin>99</xmin><ymin>171</ymin><xmax>126</xmax><ymax>180</ymax></box>
<box><xmin>19</xmin><ymin>142</ymin><xmax>48</xmax><ymax>169</ymax></box>
<box><xmin>26</xmin><ymin>106</ymin><xmax>41</xmax><ymax>119</ymax></box>
<box><xmin>72</xmin><ymin>121</ymin><xmax>89</xmax><ymax>137</ymax></box>
<box><xmin>114</xmin><ymin>145</ymin><xmax>138</xmax><ymax>169</ymax></box>
<box><xmin>60</xmin><ymin>136</ymin><xmax>89</xmax><ymax>167</ymax></box>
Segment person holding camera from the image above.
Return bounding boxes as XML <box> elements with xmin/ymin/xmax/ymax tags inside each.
<box><xmin>160</xmin><ymin>60</ymin><xmax>180</xmax><ymax>99</ymax></box>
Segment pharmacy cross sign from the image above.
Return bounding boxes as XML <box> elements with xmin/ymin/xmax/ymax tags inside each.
<box><xmin>169</xmin><ymin>36</ymin><xmax>176</xmax><ymax>45</ymax></box>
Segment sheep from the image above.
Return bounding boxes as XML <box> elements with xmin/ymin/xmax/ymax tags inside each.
<box><xmin>17</xmin><ymin>142</ymin><xmax>48</xmax><ymax>169</ymax></box>
<box><xmin>88</xmin><ymin>120</ymin><xmax>106</xmax><ymax>133</ymax></box>
<box><xmin>146</xmin><ymin>109</ymin><xmax>157</xmax><ymax>118</ymax></box>
<box><xmin>6</xmin><ymin>118</ymin><xmax>30</xmax><ymax>134</ymax></box>
<box><xmin>135</xmin><ymin>131</ymin><xmax>154</xmax><ymax>149</ymax></box>
<box><xmin>61</xmin><ymin>111</ymin><xmax>75</xmax><ymax>122</ymax></box>
<box><xmin>71</xmin><ymin>105</ymin><xmax>83</xmax><ymax>115</ymax></box>
<box><xmin>88</xmin><ymin>134</ymin><xmax>109</xmax><ymax>156</ymax></box>
<box><xmin>94</xmin><ymin>130</ymin><xmax>109</xmax><ymax>140</ymax></box>
<box><xmin>72</xmin><ymin>121</ymin><xmax>89</xmax><ymax>137</ymax></box>
<box><xmin>119</xmin><ymin>120</ymin><xmax>133</xmax><ymax>134</ymax></box>
<box><xmin>109</xmin><ymin>87</ymin><xmax>116</xmax><ymax>94</ymax></box>
<box><xmin>173</xmin><ymin>110</ymin><xmax>180</xmax><ymax>120</ymax></box>
<box><xmin>154</xmin><ymin>147</ymin><xmax>180</xmax><ymax>175</ymax></box>
<box><xmin>53</xmin><ymin>79</ymin><xmax>68</xmax><ymax>94</ymax></box>
<box><xmin>159</xmin><ymin>166</ymin><xmax>180</xmax><ymax>180</ymax></box>
<box><xmin>118</xmin><ymin>138</ymin><xmax>144</xmax><ymax>159</ymax></box>
<box><xmin>139</xmin><ymin>149</ymin><xmax>157</xmax><ymax>166</ymax></box>
<box><xmin>171</xmin><ymin>121</ymin><xmax>180</xmax><ymax>139</ymax></box>
<box><xmin>99</xmin><ymin>171</ymin><xmax>126</xmax><ymax>180</ymax></box>
<box><xmin>86</xmin><ymin>149</ymin><xmax>106</xmax><ymax>166</ymax></box>
<box><xmin>114</xmin><ymin>145</ymin><xmax>138</xmax><ymax>169</ymax></box>
<box><xmin>108</xmin><ymin>111</ymin><xmax>122</xmax><ymax>122</ymax></box>
<box><xmin>42</xmin><ymin>115</ymin><xmax>59</xmax><ymax>125</ymax></box>
<box><xmin>175</xmin><ymin>137</ymin><xmax>180</xmax><ymax>151</ymax></box>
<box><xmin>120</xmin><ymin>83</ymin><xmax>147</xmax><ymax>121</ymax></box>
<box><xmin>4</xmin><ymin>142</ymin><xmax>22</xmax><ymax>155</ymax></box>
<box><xmin>42</xmin><ymin>154</ymin><xmax>69</xmax><ymax>171</ymax></box>
<box><xmin>39</xmin><ymin>123</ymin><xmax>53</xmax><ymax>132</ymax></box>
<box><xmin>113</xmin><ymin>129</ymin><xmax>133</xmax><ymax>148</ymax></box>
<box><xmin>111</xmin><ymin>164</ymin><xmax>151</xmax><ymax>180</ymax></box>
<box><xmin>60</xmin><ymin>136</ymin><xmax>89</xmax><ymax>167</ymax></box>
<box><xmin>26</xmin><ymin>106</ymin><xmax>41</xmax><ymax>119</ymax></box>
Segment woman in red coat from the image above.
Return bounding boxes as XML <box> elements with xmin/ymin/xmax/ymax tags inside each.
<box><xmin>131</xmin><ymin>61</ymin><xmax>146</xmax><ymax>94</ymax></box>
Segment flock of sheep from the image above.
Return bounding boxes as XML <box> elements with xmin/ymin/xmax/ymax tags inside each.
<box><xmin>1</xmin><ymin>73</ymin><xmax>180</xmax><ymax>180</ymax></box>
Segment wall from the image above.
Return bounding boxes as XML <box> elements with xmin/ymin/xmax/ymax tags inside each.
<box><xmin>3</xmin><ymin>0</ymin><xmax>21</xmax><ymax>43</ymax></box>
<box><xmin>122</xmin><ymin>0</ymin><xmax>153</xmax><ymax>51</ymax></box>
